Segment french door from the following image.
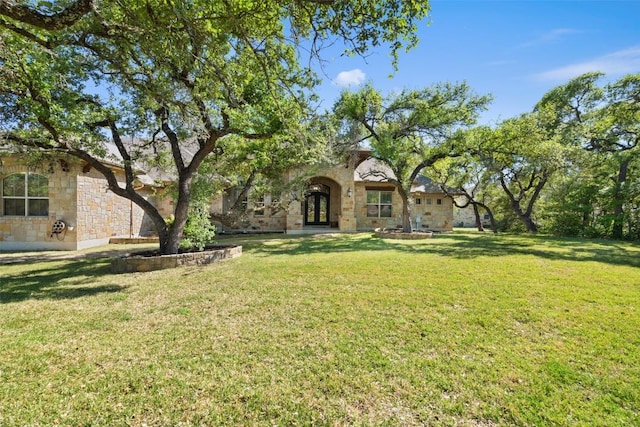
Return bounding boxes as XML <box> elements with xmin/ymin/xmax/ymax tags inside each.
<box><xmin>304</xmin><ymin>192</ymin><xmax>329</xmax><ymax>225</ymax></box>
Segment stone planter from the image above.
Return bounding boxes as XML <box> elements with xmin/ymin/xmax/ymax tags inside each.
<box><xmin>110</xmin><ymin>244</ymin><xmax>242</xmax><ymax>274</ymax></box>
<box><xmin>373</xmin><ymin>229</ymin><xmax>434</xmax><ymax>240</ymax></box>
<box><xmin>109</xmin><ymin>237</ymin><xmax>160</xmax><ymax>244</ymax></box>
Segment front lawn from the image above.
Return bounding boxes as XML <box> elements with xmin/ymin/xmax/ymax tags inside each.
<box><xmin>1</xmin><ymin>232</ymin><xmax>639</xmax><ymax>425</ymax></box>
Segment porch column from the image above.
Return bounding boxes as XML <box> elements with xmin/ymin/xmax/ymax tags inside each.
<box><xmin>285</xmin><ymin>200</ymin><xmax>304</xmax><ymax>234</ymax></box>
<box><xmin>339</xmin><ymin>181</ymin><xmax>357</xmax><ymax>232</ymax></box>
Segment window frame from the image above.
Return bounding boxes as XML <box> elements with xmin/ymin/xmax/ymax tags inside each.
<box><xmin>366</xmin><ymin>190</ymin><xmax>393</xmax><ymax>218</ymax></box>
<box><xmin>2</xmin><ymin>173</ymin><xmax>49</xmax><ymax>217</ymax></box>
<box><xmin>253</xmin><ymin>196</ymin><xmax>265</xmax><ymax>216</ymax></box>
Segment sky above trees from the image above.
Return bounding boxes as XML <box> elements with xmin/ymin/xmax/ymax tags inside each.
<box><xmin>316</xmin><ymin>0</ymin><xmax>640</xmax><ymax>125</ymax></box>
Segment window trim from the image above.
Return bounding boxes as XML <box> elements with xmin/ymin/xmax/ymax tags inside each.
<box><xmin>2</xmin><ymin>173</ymin><xmax>49</xmax><ymax>217</ymax></box>
<box><xmin>366</xmin><ymin>190</ymin><xmax>393</xmax><ymax>218</ymax></box>
<box><xmin>254</xmin><ymin>196</ymin><xmax>265</xmax><ymax>216</ymax></box>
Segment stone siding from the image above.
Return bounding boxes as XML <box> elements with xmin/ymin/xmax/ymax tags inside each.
<box><xmin>76</xmin><ymin>168</ymin><xmax>151</xmax><ymax>243</ymax></box>
<box><xmin>412</xmin><ymin>193</ymin><xmax>454</xmax><ymax>231</ymax></box>
<box><xmin>353</xmin><ymin>183</ymin><xmax>453</xmax><ymax>232</ymax></box>
<box><xmin>1</xmin><ymin>156</ymin><xmax>163</xmax><ymax>250</ymax></box>
<box><xmin>0</xmin><ymin>158</ymin><xmax>79</xmax><ymax>250</ymax></box>
<box><xmin>285</xmin><ymin>163</ymin><xmax>356</xmax><ymax>233</ymax></box>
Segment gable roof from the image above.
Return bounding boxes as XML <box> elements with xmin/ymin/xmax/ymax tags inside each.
<box><xmin>353</xmin><ymin>156</ymin><xmax>449</xmax><ymax>194</ymax></box>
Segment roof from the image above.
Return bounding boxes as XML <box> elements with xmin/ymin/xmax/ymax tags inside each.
<box><xmin>411</xmin><ymin>175</ymin><xmax>446</xmax><ymax>193</ymax></box>
<box><xmin>353</xmin><ymin>156</ymin><xmax>448</xmax><ymax>195</ymax></box>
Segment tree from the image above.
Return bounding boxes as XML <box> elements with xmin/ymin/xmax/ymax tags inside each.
<box><xmin>478</xmin><ymin>111</ymin><xmax>570</xmax><ymax>233</ymax></box>
<box><xmin>0</xmin><ymin>0</ymin><xmax>93</xmax><ymax>30</ymax></box>
<box><xmin>538</xmin><ymin>72</ymin><xmax>640</xmax><ymax>239</ymax></box>
<box><xmin>334</xmin><ymin>82</ymin><xmax>490</xmax><ymax>232</ymax></box>
<box><xmin>432</xmin><ymin>148</ymin><xmax>499</xmax><ymax>233</ymax></box>
<box><xmin>0</xmin><ymin>0</ymin><xmax>430</xmax><ymax>254</ymax></box>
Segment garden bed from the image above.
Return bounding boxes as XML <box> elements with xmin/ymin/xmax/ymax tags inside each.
<box><xmin>110</xmin><ymin>244</ymin><xmax>242</xmax><ymax>273</ymax></box>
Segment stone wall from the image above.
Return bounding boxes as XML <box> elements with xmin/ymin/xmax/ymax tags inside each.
<box><xmin>1</xmin><ymin>156</ymin><xmax>165</xmax><ymax>250</ymax></box>
<box><xmin>110</xmin><ymin>244</ymin><xmax>242</xmax><ymax>273</ymax></box>
<box><xmin>75</xmin><ymin>168</ymin><xmax>163</xmax><ymax>248</ymax></box>
<box><xmin>353</xmin><ymin>183</ymin><xmax>402</xmax><ymax>230</ymax></box>
<box><xmin>412</xmin><ymin>193</ymin><xmax>454</xmax><ymax>231</ymax></box>
<box><xmin>285</xmin><ymin>163</ymin><xmax>356</xmax><ymax>233</ymax></box>
<box><xmin>0</xmin><ymin>157</ymin><xmax>79</xmax><ymax>250</ymax></box>
<box><xmin>207</xmin><ymin>160</ymin><xmax>454</xmax><ymax>234</ymax></box>
<box><xmin>353</xmin><ymin>183</ymin><xmax>454</xmax><ymax>232</ymax></box>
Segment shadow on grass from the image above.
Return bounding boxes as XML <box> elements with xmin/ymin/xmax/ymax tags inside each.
<box><xmin>244</xmin><ymin>232</ymin><xmax>640</xmax><ymax>269</ymax></box>
<box><xmin>0</xmin><ymin>258</ymin><xmax>127</xmax><ymax>304</ymax></box>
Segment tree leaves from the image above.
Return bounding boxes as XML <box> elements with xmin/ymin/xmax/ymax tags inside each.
<box><xmin>334</xmin><ymin>81</ymin><xmax>490</xmax><ymax>231</ymax></box>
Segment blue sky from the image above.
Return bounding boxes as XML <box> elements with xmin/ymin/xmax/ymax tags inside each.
<box><xmin>313</xmin><ymin>0</ymin><xmax>640</xmax><ymax>125</ymax></box>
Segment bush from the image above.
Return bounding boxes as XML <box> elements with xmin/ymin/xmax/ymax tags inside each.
<box><xmin>180</xmin><ymin>203</ymin><xmax>217</xmax><ymax>251</ymax></box>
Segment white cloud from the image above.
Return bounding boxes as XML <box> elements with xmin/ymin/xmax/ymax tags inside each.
<box><xmin>521</xmin><ymin>28</ymin><xmax>582</xmax><ymax>48</ymax></box>
<box><xmin>333</xmin><ymin>69</ymin><xmax>366</xmax><ymax>87</ymax></box>
<box><xmin>484</xmin><ymin>60</ymin><xmax>515</xmax><ymax>67</ymax></box>
<box><xmin>534</xmin><ymin>46</ymin><xmax>640</xmax><ymax>82</ymax></box>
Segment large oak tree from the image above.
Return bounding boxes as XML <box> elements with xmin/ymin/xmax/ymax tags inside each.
<box><xmin>334</xmin><ymin>82</ymin><xmax>490</xmax><ymax>232</ymax></box>
<box><xmin>0</xmin><ymin>0</ymin><xmax>429</xmax><ymax>253</ymax></box>
<box><xmin>538</xmin><ymin>72</ymin><xmax>640</xmax><ymax>238</ymax></box>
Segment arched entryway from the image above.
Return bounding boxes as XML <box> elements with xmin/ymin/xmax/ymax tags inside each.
<box><xmin>304</xmin><ymin>183</ymin><xmax>330</xmax><ymax>226</ymax></box>
<box><xmin>303</xmin><ymin>178</ymin><xmax>341</xmax><ymax>228</ymax></box>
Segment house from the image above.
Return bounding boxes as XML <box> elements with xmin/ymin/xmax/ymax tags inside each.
<box><xmin>0</xmin><ymin>155</ymin><xmax>171</xmax><ymax>251</ymax></box>
<box><xmin>1</xmin><ymin>150</ymin><xmax>454</xmax><ymax>251</ymax></box>
<box><xmin>212</xmin><ymin>151</ymin><xmax>455</xmax><ymax>234</ymax></box>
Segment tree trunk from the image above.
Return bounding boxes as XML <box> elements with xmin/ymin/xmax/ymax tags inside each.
<box><xmin>484</xmin><ymin>206</ymin><xmax>498</xmax><ymax>234</ymax></box>
<box><xmin>612</xmin><ymin>158</ymin><xmax>629</xmax><ymax>239</ymax></box>
<box><xmin>520</xmin><ymin>214</ymin><xmax>538</xmax><ymax>233</ymax></box>
<box><xmin>499</xmin><ymin>175</ymin><xmax>540</xmax><ymax>233</ymax></box>
<box><xmin>472</xmin><ymin>203</ymin><xmax>484</xmax><ymax>231</ymax></box>
<box><xmin>399</xmin><ymin>188</ymin><xmax>412</xmax><ymax>233</ymax></box>
<box><xmin>155</xmin><ymin>173</ymin><xmax>194</xmax><ymax>254</ymax></box>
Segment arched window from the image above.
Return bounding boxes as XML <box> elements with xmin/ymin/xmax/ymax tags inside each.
<box><xmin>2</xmin><ymin>173</ymin><xmax>49</xmax><ymax>216</ymax></box>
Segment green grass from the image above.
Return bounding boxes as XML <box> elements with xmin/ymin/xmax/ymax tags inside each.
<box><xmin>1</xmin><ymin>232</ymin><xmax>639</xmax><ymax>426</ymax></box>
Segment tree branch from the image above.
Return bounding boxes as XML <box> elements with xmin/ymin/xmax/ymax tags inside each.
<box><xmin>0</xmin><ymin>0</ymin><xmax>94</xmax><ymax>30</ymax></box>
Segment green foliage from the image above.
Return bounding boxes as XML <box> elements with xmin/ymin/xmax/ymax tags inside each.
<box><xmin>180</xmin><ymin>202</ymin><xmax>217</xmax><ymax>251</ymax></box>
<box><xmin>334</xmin><ymin>82</ymin><xmax>491</xmax><ymax>231</ymax></box>
<box><xmin>0</xmin><ymin>0</ymin><xmax>430</xmax><ymax>253</ymax></box>
<box><xmin>165</xmin><ymin>202</ymin><xmax>216</xmax><ymax>251</ymax></box>
<box><xmin>470</xmin><ymin>111</ymin><xmax>570</xmax><ymax>232</ymax></box>
<box><xmin>535</xmin><ymin>72</ymin><xmax>640</xmax><ymax>239</ymax></box>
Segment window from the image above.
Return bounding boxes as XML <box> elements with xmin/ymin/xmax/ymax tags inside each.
<box><xmin>436</xmin><ymin>198</ymin><xmax>443</xmax><ymax>205</ymax></box>
<box><xmin>254</xmin><ymin>196</ymin><xmax>265</xmax><ymax>216</ymax></box>
<box><xmin>366</xmin><ymin>190</ymin><xmax>392</xmax><ymax>218</ymax></box>
<box><xmin>425</xmin><ymin>198</ymin><xmax>432</xmax><ymax>205</ymax></box>
<box><xmin>2</xmin><ymin>173</ymin><xmax>49</xmax><ymax>216</ymax></box>
<box><xmin>415</xmin><ymin>197</ymin><xmax>422</xmax><ymax>205</ymax></box>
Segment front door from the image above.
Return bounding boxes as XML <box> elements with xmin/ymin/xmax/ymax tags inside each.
<box><xmin>304</xmin><ymin>192</ymin><xmax>329</xmax><ymax>226</ymax></box>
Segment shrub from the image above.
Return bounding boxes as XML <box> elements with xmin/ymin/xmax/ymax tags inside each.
<box><xmin>180</xmin><ymin>202</ymin><xmax>217</xmax><ymax>251</ymax></box>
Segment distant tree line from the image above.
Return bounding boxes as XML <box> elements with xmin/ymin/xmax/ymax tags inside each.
<box><xmin>335</xmin><ymin>72</ymin><xmax>639</xmax><ymax>240</ymax></box>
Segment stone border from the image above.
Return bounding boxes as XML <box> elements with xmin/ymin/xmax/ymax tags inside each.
<box><xmin>373</xmin><ymin>230</ymin><xmax>433</xmax><ymax>240</ymax></box>
<box><xmin>110</xmin><ymin>245</ymin><xmax>242</xmax><ymax>274</ymax></box>
<box><xmin>109</xmin><ymin>237</ymin><xmax>160</xmax><ymax>244</ymax></box>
